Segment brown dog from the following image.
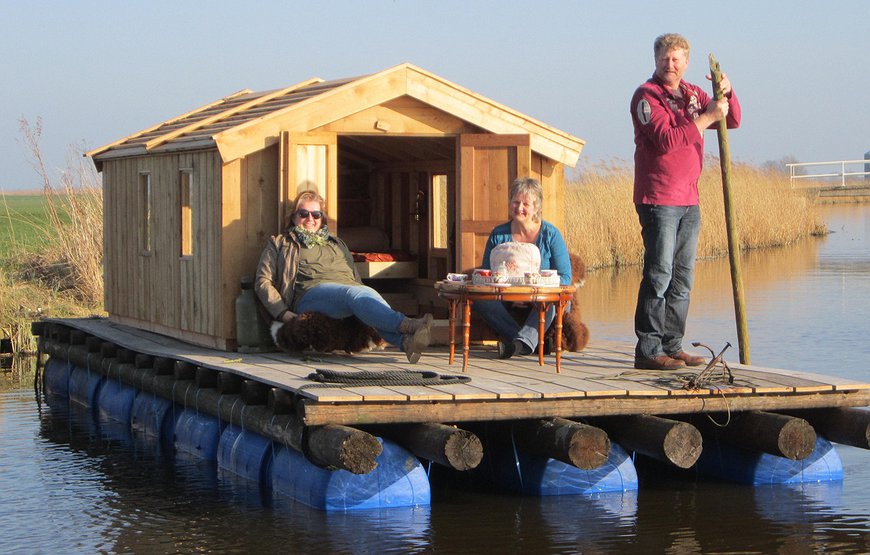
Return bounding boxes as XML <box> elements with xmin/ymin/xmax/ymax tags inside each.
<box><xmin>270</xmin><ymin>312</ymin><xmax>385</xmax><ymax>354</ymax></box>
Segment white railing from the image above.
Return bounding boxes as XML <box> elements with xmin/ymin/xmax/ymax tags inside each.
<box><xmin>786</xmin><ymin>159</ymin><xmax>870</xmax><ymax>188</ymax></box>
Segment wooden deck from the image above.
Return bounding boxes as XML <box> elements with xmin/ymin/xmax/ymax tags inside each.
<box><xmin>50</xmin><ymin>317</ymin><xmax>870</xmax><ymax>426</ymax></box>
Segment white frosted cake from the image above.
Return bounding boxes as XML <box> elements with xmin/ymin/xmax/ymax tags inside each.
<box><xmin>489</xmin><ymin>242</ymin><xmax>541</xmax><ymax>278</ymax></box>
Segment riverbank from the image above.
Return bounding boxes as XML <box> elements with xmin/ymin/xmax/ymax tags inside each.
<box><xmin>1</xmin><ymin>190</ymin><xmax>103</xmax><ymax>354</ymax></box>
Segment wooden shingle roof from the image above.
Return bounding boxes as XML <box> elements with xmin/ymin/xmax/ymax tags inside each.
<box><xmin>88</xmin><ymin>64</ymin><xmax>585</xmax><ymax>167</ymax></box>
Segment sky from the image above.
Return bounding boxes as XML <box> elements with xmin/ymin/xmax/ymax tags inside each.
<box><xmin>2</xmin><ymin>0</ymin><xmax>869</xmax><ymax>191</ymax></box>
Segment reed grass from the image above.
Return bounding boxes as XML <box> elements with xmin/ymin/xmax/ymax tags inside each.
<box><xmin>564</xmin><ymin>157</ymin><xmax>825</xmax><ymax>269</ymax></box>
<box><xmin>13</xmin><ymin>118</ymin><xmax>104</xmax><ymax>306</ymax></box>
<box><xmin>0</xmin><ymin>119</ymin><xmax>104</xmax><ymax>353</ymax></box>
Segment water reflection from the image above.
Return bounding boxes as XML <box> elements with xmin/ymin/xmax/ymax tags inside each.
<box><xmin>30</xmin><ymin>392</ymin><xmax>436</xmax><ymax>554</ymax></box>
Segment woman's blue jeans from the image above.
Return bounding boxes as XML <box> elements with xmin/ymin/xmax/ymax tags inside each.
<box><xmin>634</xmin><ymin>204</ymin><xmax>701</xmax><ymax>360</ymax></box>
<box><xmin>295</xmin><ymin>283</ymin><xmax>405</xmax><ymax>347</ymax></box>
<box><xmin>474</xmin><ymin>300</ymin><xmax>569</xmax><ymax>353</ymax></box>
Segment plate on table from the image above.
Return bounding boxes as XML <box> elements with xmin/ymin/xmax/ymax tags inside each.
<box><xmin>439</xmin><ymin>280</ymin><xmax>468</xmax><ymax>290</ymax></box>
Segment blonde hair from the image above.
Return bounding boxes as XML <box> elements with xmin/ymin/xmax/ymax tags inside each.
<box><xmin>285</xmin><ymin>189</ymin><xmax>326</xmax><ymax>229</ymax></box>
<box><xmin>509</xmin><ymin>177</ymin><xmax>543</xmax><ymax>223</ymax></box>
<box><xmin>654</xmin><ymin>33</ymin><xmax>690</xmax><ymax>59</ymax></box>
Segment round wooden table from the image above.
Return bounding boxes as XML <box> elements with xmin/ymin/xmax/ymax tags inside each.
<box><xmin>435</xmin><ymin>282</ymin><xmax>576</xmax><ymax>373</ymax></box>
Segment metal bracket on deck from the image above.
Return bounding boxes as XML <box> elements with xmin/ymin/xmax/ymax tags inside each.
<box><xmin>684</xmin><ymin>342</ymin><xmax>735</xmax><ymax>390</ymax></box>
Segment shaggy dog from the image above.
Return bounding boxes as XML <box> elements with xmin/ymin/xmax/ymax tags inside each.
<box><xmin>270</xmin><ymin>312</ymin><xmax>385</xmax><ymax>354</ymax></box>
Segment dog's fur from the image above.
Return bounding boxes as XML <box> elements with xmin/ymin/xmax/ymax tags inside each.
<box><xmin>270</xmin><ymin>312</ymin><xmax>385</xmax><ymax>354</ymax></box>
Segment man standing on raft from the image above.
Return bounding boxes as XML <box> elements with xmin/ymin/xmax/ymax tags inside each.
<box><xmin>630</xmin><ymin>33</ymin><xmax>742</xmax><ymax>371</ymax></box>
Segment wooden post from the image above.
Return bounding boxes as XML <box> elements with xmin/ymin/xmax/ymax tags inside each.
<box><xmin>709</xmin><ymin>54</ymin><xmax>751</xmax><ymax>365</ymax></box>
<box><xmin>696</xmin><ymin>410</ymin><xmax>816</xmax><ymax>460</ymax></box>
<box><xmin>369</xmin><ymin>423</ymin><xmax>484</xmax><ymax>471</ymax></box>
<box><xmin>513</xmin><ymin>417</ymin><xmax>612</xmax><ymax>470</ymax></box>
<box><xmin>783</xmin><ymin>408</ymin><xmax>870</xmax><ymax>450</ymax></box>
<box><xmin>592</xmin><ymin>415</ymin><xmax>702</xmax><ymax>469</ymax></box>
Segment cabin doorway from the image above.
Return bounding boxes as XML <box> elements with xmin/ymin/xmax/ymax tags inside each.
<box><xmin>333</xmin><ymin>135</ymin><xmax>456</xmax><ymax>283</ymax></box>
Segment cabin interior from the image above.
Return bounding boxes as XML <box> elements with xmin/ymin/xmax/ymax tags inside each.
<box><xmin>332</xmin><ymin>135</ymin><xmax>458</xmax><ymax>319</ymax></box>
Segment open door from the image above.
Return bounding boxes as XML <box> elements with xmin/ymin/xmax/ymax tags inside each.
<box><xmin>457</xmin><ymin>134</ymin><xmax>531</xmax><ymax>273</ymax></box>
<box><xmin>279</xmin><ymin>131</ymin><xmax>338</xmax><ymax>231</ymax></box>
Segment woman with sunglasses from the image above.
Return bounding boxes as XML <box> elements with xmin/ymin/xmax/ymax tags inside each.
<box><xmin>254</xmin><ymin>190</ymin><xmax>433</xmax><ymax>363</ymax></box>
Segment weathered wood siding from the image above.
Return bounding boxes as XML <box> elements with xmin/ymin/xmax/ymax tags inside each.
<box><xmin>219</xmin><ymin>145</ymin><xmax>280</xmax><ymax>343</ymax></box>
<box><xmin>102</xmin><ymin>150</ymin><xmax>223</xmax><ymax>344</ymax></box>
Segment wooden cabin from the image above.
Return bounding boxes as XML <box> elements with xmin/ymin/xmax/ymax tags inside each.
<box><xmin>87</xmin><ymin>63</ymin><xmax>586</xmax><ymax>350</ymax></box>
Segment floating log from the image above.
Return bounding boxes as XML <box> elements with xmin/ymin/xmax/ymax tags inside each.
<box><xmin>591</xmin><ymin>415</ymin><xmax>702</xmax><ymax>469</ymax></box>
<box><xmin>306</xmin><ymin>425</ymin><xmax>384</xmax><ymax>473</ymax></box>
<box><xmin>195</xmin><ymin>366</ymin><xmax>218</xmax><ymax>389</ymax></box>
<box><xmin>58</xmin><ymin>343</ymin><xmax>381</xmax><ymax>474</ymax></box>
<box><xmin>512</xmin><ymin>417</ymin><xmax>611</xmax><ymax>470</ymax></box>
<box><xmin>694</xmin><ymin>410</ymin><xmax>816</xmax><ymax>461</ymax></box>
<box><xmin>153</xmin><ymin>356</ymin><xmax>175</xmax><ymax>375</ymax></box>
<box><xmin>242</xmin><ymin>379</ymin><xmax>268</xmax><ymax>405</ymax></box>
<box><xmin>218</xmin><ymin>372</ymin><xmax>244</xmax><ymax>394</ymax></box>
<box><xmin>782</xmin><ymin>408</ymin><xmax>870</xmax><ymax>450</ymax></box>
<box><xmin>370</xmin><ymin>423</ymin><xmax>483</xmax><ymax>471</ymax></box>
<box><xmin>268</xmin><ymin>387</ymin><xmax>296</xmax><ymax>415</ymax></box>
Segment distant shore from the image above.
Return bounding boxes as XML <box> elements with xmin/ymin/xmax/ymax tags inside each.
<box><xmin>1</xmin><ymin>189</ymin><xmax>42</xmax><ymax>195</ymax></box>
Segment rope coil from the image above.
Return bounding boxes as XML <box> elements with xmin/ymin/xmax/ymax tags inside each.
<box><xmin>301</xmin><ymin>368</ymin><xmax>471</xmax><ymax>389</ymax></box>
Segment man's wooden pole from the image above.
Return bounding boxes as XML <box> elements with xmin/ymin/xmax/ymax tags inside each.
<box><xmin>709</xmin><ymin>54</ymin><xmax>751</xmax><ymax>364</ymax></box>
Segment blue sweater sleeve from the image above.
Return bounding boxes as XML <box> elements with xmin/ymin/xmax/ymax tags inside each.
<box><xmin>543</xmin><ymin>223</ymin><xmax>572</xmax><ymax>285</ymax></box>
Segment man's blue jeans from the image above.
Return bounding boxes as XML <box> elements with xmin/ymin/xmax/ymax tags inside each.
<box><xmin>295</xmin><ymin>283</ymin><xmax>405</xmax><ymax>347</ymax></box>
<box><xmin>634</xmin><ymin>204</ymin><xmax>701</xmax><ymax>360</ymax></box>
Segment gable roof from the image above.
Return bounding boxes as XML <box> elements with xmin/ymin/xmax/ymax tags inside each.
<box><xmin>88</xmin><ymin>63</ymin><xmax>585</xmax><ymax>167</ymax></box>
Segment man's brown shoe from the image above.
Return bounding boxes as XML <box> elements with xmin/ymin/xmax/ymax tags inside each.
<box><xmin>634</xmin><ymin>355</ymin><xmax>686</xmax><ymax>371</ymax></box>
<box><xmin>668</xmin><ymin>351</ymin><xmax>706</xmax><ymax>367</ymax></box>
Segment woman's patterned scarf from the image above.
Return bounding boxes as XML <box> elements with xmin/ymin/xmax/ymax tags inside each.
<box><xmin>293</xmin><ymin>225</ymin><xmax>331</xmax><ymax>248</ymax></box>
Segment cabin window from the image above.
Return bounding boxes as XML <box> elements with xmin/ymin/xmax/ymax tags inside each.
<box><xmin>179</xmin><ymin>169</ymin><xmax>193</xmax><ymax>257</ymax></box>
<box><xmin>138</xmin><ymin>172</ymin><xmax>152</xmax><ymax>255</ymax></box>
<box><xmin>431</xmin><ymin>173</ymin><xmax>448</xmax><ymax>249</ymax></box>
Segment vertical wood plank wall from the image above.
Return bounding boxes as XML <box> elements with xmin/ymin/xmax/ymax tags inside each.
<box><xmin>103</xmin><ymin>150</ymin><xmax>222</xmax><ymax>341</ymax></box>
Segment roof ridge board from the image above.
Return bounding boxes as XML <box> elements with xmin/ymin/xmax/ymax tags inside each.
<box><xmin>144</xmin><ymin>77</ymin><xmax>325</xmax><ymax>150</ymax></box>
<box><xmin>405</xmin><ymin>65</ymin><xmax>584</xmax><ymax>151</ymax></box>
<box><xmin>86</xmin><ymin>88</ymin><xmax>253</xmax><ymax>158</ymax></box>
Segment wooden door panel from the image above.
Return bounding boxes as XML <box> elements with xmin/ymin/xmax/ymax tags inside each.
<box><xmin>280</xmin><ymin>131</ymin><xmax>338</xmax><ymax>231</ymax></box>
<box><xmin>458</xmin><ymin>134</ymin><xmax>531</xmax><ymax>273</ymax></box>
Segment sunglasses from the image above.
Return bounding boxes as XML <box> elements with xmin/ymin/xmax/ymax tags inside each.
<box><xmin>296</xmin><ymin>209</ymin><xmax>323</xmax><ymax>220</ymax></box>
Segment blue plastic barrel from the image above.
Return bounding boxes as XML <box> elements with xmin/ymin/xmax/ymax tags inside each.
<box><xmin>271</xmin><ymin>437</ymin><xmax>431</xmax><ymax>511</ymax></box>
<box><xmin>174</xmin><ymin>408</ymin><xmax>224</xmax><ymax>461</ymax></box>
<box><xmin>96</xmin><ymin>379</ymin><xmax>137</xmax><ymax>424</ymax></box>
<box><xmin>130</xmin><ymin>392</ymin><xmax>175</xmax><ymax>444</ymax></box>
<box><xmin>43</xmin><ymin>357</ymin><xmax>71</xmax><ymax>397</ymax></box>
<box><xmin>480</xmin><ymin>439</ymin><xmax>638</xmax><ymax>496</ymax></box>
<box><xmin>217</xmin><ymin>425</ymin><xmax>274</xmax><ymax>483</ymax></box>
<box><xmin>694</xmin><ymin>435</ymin><xmax>843</xmax><ymax>485</ymax></box>
<box><xmin>68</xmin><ymin>365</ymin><xmax>104</xmax><ymax>408</ymax></box>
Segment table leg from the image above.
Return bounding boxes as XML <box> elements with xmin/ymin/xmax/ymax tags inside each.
<box><xmin>462</xmin><ymin>299</ymin><xmax>472</xmax><ymax>372</ymax></box>
<box><xmin>447</xmin><ymin>299</ymin><xmax>457</xmax><ymax>365</ymax></box>
<box><xmin>554</xmin><ymin>296</ymin><xmax>568</xmax><ymax>374</ymax></box>
<box><xmin>537</xmin><ymin>302</ymin><xmax>546</xmax><ymax>366</ymax></box>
